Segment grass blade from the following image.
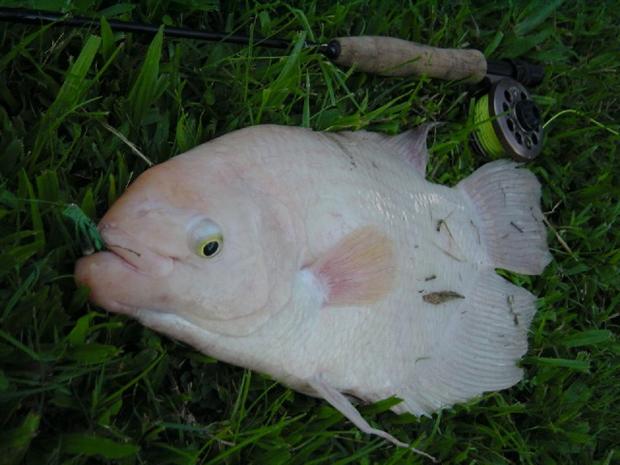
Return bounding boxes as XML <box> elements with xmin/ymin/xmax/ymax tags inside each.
<box><xmin>560</xmin><ymin>330</ymin><xmax>614</xmax><ymax>348</ymax></box>
<box><xmin>30</xmin><ymin>35</ymin><xmax>101</xmax><ymax>166</ymax></box>
<box><xmin>527</xmin><ymin>356</ymin><xmax>591</xmax><ymax>372</ymax></box>
<box><xmin>127</xmin><ymin>27</ymin><xmax>167</xmax><ymax>126</ymax></box>
<box><xmin>0</xmin><ymin>411</ymin><xmax>41</xmax><ymax>465</ymax></box>
<box><xmin>61</xmin><ymin>433</ymin><xmax>139</xmax><ymax>459</ymax></box>
<box><xmin>515</xmin><ymin>0</ymin><xmax>565</xmax><ymax>36</ymax></box>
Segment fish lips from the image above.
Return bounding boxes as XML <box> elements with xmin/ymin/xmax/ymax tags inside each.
<box><xmin>75</xmin><ymin>251</ymin><xmax>138</xmax><ymax>314</ymax></box>
<box><xmin>98</xmin><ymin>223</ymin><xmax>175</xmax><ymax>278</ymax></box>
<box><xmin>74</xmin><ymin>224</ymin><xmax>176</xmax><ymax>316</ymax></box>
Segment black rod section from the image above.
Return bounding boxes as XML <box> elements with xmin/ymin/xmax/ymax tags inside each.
<box><xmin>0</xmin><ymin>7</ymin><xmax>292</xmax><ymax>49</ymax></box>
<box><xmin>487</xmin><ymin>59</ymin><xmax>545</xmax><ymax>87</ymax></box>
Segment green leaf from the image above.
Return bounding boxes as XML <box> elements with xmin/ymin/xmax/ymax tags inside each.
<box><xmin>0</xmin><ymin>23</ymin><xmax>51</xmax><ymax>73</ymax></box>
<box><xmin>2</xmin><ymin>265</ymin><xmax>38</xmax><ymax>320</ymax></box>
<box><xmin>560</xmin><ymin>330</ymin><xmax>614</xmax><ymax>348</ymax></box>
<box><xmin>99</xmin><ymin>3</ymin><xmax>136</xmax><ymax>17</ymax></box>
<box><xmin>515</xmin><ymin>0</ymin><xmax>565</xmax><ymax>36</ymax></box>
<box><xmin>127</xmin><ymin>27</ymin><xmax>167</xmax><ymax>125</ymax></box>
<box><xmin>258</xmin><ymin>10</ymin><xmax>272</xmax><ymax>35</ymax></box>
<box><xmin>36</xmin><ymin>170</ymin><xmax>61</xmax><ymax>203</ymax></box>
<box><xmin>63</xmin><ymin>203</ymin><xmax>104</xmax><ymax>252</ymax></box>
<box><xmin>107</xmin><ymin>174</ymin><xmax>117</xmax><ymax>207</ymax></box>
<box><xmin>80</xmin><ymin>187</ymin><xmax>97</xmax><ymax>219</ymax></box>
<box><xmin>97</xmin><ymin>398</ymin><xmax>123</xmax><ymax>426</ymax></box>
<box><xmin>0</xmin><ymin>411</ymin><xmax>40</xmax><ymax>465</ymax></box>
<box><xmin>302</xmin><ymin>72</ymin><xmax>311</xmax><ymax>128</ymax></box>
<box><xmin>66</xmin><ymin>313</ymin><xmax>96</xmax><ymax>345</ymax></box>
<box><xmin>257</xmin><ymin>31</ymin><xmax>306</xmax><ymax>123</ymax></box>
<box><xmin>31</xmin><ymin>35</ymin><xmax>102</xmax><ymax>165</ymax></box>
<box><xmin>61</xmin><ymin>433</ymin><xmax>139</xmax><ymax>459</ymax></box>
<box><xmin>0</xmin><ymin>329</ymin><xmax>41</xmax><ymax>361</ymax></box>
<box><xmin>502</xmin><ymin>28</ymin><xmax>554</xmax><ymax>58</ymax></box>
<box><xmin>175</xmin><ymin>112</ymin><xmax>200</xmax><ymax>153</ymax></box>
<box><xmin>484</xmin><ymin>31</ymin><xmax>504</xmax><ymax>57</ymax></box>
<box><xmin>528</xmin><ymin>356</ymin><xmax>591</xmax><ymax>372</ymax></box>
<box><xmin>67</xmin><ymin>343</ymin><xmax>121</xmax><ymax>364</ymax></box>
<box><xmin>361</xmin><ymin>395</ymin><xmax>405</xmax><ymax>415</ymax></box>
<box><xmin>0</xmin><ymin>370</ymin><xmax>9</xmax><ymax>391</ymax></box>
<box><xmin>100</xmin><ymin>16</ymin><xmax>116</xmax><ymax>63</ymax></box>
<box><xmin>18</xmin><ymin>170</ymin><xmax>44</xmax><ymax>248</ymax></box>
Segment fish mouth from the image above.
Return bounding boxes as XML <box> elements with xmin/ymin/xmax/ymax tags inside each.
<box><xmin>74</xmin><ymin>225</ymin><xmax>175</xmax><ymax>317</ymax></box>
<box><xmin>74</xmin><ymin>251</ymin><xmax>155</xmax><ymax>316</ymax></box>
<box><xmin>105</xmin><ymin>247</ymin><xmax>140</xmax><ymax>273</ymax></box>
<box><xmin>99</xmin><ymin>223</ymin><xmax>174</xmax><ymax>277</ymax></box>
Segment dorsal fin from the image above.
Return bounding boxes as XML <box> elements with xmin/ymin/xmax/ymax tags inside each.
<box><xmin>323</xmin><ymin>123</ymin><xmax>438</xmax><ymax>176</ymax></box>
<box><xmin>385</xmin><ymin>123</ymin><xmax>439</xmax><ymax>176</ymax></box>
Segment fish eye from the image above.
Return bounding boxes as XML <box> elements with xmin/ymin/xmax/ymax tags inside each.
<box><xmin>188</xmin><ymin>219</ymin><xmax>223</xmax><ymax>259</ymax></box>
<box><xmin>198</xmin><ymin>237</ymin><xmax>222</xmax><ymax>257</ymax></box>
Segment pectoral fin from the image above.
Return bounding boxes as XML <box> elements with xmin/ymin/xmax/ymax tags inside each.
<box><xmin>307</xmin><ymin>226</ymin><xmax>395</xmax><ymax>307</ymax></box>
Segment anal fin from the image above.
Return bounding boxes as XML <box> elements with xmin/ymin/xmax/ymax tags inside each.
<box><xmin>405</xmin><ymin>270</ymin><xmax>537</xmax><ymax>413</ymax></box>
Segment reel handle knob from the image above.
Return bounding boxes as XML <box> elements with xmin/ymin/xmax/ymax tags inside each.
<box><xmin>325</xmin><ymin>36</ymin><xmax>487</xmax><ymax>83</ymax></box>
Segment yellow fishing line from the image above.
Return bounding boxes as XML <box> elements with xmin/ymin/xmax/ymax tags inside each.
<box><xmin>473</xmin><ymin>95</ymin><xmax>504</xmax><ymax>158</ymax></box>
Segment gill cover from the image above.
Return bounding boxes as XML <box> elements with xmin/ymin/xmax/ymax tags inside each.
<box><xmin>180</xmin><ymin>179</ymin><xmax>300</xmax><ymax>337</ymax></box>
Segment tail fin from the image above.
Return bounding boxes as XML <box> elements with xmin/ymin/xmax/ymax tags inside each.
<box><xmin>457</xmin><ymin>160</ymin><xmax>551</xmax><ymax>274</ymax></box>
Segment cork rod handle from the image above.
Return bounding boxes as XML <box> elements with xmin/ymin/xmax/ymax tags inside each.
<box><xmin>329</xmin><ymin>36</ymin><xmax>487</xmax><ymax>83</ymax></box>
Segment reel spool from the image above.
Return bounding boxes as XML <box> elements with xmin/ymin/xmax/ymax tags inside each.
<box><xmin>470</xmin><ymin>78</ymin><xmax>543</xmax><ymax>161</ymax></box>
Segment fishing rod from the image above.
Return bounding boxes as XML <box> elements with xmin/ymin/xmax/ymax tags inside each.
<box><xmin>0</xmin><ymin>7</ymin><xmax>545</xmax><ymax>161</ymax></box>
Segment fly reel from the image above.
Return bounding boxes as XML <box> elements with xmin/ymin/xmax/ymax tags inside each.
<box><xmin>470</xmin><ymin>78</ymin><xmax>543</xmax><ymax>161</ymax></box>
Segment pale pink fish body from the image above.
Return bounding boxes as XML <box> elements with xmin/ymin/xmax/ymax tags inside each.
<box><xmin>76</xmin><ymin>125</ymin><xmax>551</xmax><ymax>454</ymax></box>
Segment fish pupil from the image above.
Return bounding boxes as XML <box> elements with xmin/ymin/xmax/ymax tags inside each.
<box><xmin>202</xmin><ymin>240</ymin><xmax>220</xmax><ymax>257</ymax></box>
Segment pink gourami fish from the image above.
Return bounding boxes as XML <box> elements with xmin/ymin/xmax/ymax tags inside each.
<box><xmin>75</xmin><ymin>124</ymin><xmax>551</xmax><ymax>459</ymax></box>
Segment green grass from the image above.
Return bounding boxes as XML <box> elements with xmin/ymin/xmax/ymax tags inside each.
<box><xmin>1</xmin><ymin>0</ymin><xmax>619</xmax><ymax>463</ymax></box>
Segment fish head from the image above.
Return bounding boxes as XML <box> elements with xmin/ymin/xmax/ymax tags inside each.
<box><xmin>75</xmin><ymin>152</ymin><xmax>300</xmax><ymax>336</ymax></box>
